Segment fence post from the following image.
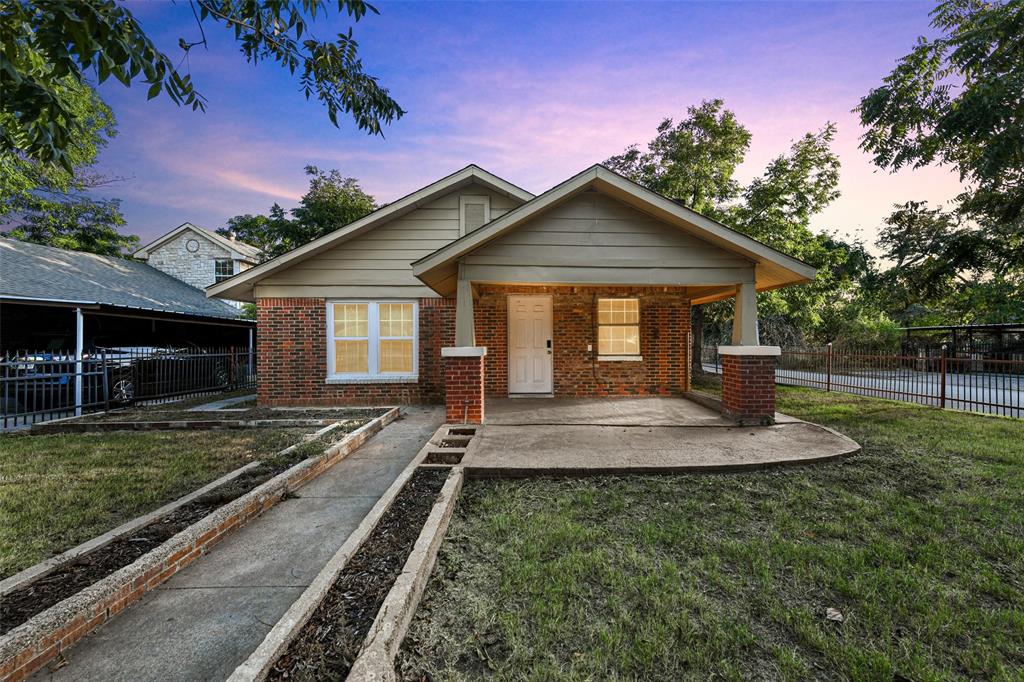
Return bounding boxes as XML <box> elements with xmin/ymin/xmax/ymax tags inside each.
<box><xmin>826</xmin><ymin>342</ymin><xmax>833</xmax><ymax>392</ymax></box>
<box><xmin>940</xmin><ymin>344</ymin><xmax>947</xmax><ymax>409</ymax></box>
<box><xmin>102</xmin><ymin>349</ymin><xmax>109</xmax><ymax>411</ymax></box>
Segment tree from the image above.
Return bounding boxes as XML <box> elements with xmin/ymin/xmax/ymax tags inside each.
<box><xmin>221</xmin><ymin>166</ymin><xmax>377</xmax><ymax>260</ymax></box>
<box><xmin>4</xmin><ymin>196</ymin><xmax>136</xmax><ymax>257</ymax></box>
<box><xmin>606</xmin><ymin>99</ymin><xmax>752</xmax><ymax>372</ymax></box>
<box><xmin>606</xmin><ymin>99</ymin><xmax>751</xmax><ymax>219</ymax></box>
<box><xmin>871</xmin><ymin>201</ymin><xmax>1023</xmax><ymax>325</ymax></box>
<box><xmin>1</xmin><ymin>0</ymin><xmax>404</xmax><ymax>172</ymax></box>
<box><xmin>1</xmin><ymin>77</ymin><xmax>139</xmax><ymax>257</ymax></box>
<box><xmin>857</xmin><ymin>0</ymin><xmax>1024</xmax><ymax>273</ymax></box>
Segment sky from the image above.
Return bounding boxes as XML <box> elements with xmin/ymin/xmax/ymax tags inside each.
<box><xmin>94</xmin><ymin>0</ymin><xmax>963</xmax><ymax>254</ymax></box>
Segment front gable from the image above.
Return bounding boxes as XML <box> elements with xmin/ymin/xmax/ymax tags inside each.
<box><xmin>413</xmin><ymin>165</ymin><xmax>816</xmax><ymax>302</ymax></box>
<box><xmin>255</xmin><ymin>182</ymin><xmax>523</xmax><ymax>299</ymax></box>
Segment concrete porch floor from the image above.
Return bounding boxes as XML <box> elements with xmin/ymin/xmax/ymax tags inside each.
<box><xmin>463</xmin><ymin>397</ymin><xmax>859</xmax><ymax>475</ymax></box>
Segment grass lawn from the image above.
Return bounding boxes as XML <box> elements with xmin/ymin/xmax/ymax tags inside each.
<box><xmin>0</xmin><ymin>428</ymin><xmax>305</xmax><ymax>579</ymax></box>
<box><xmin>398</xmin><ymin>383</ymin><xmax>1024</xmax><ymax>680</ymax></box>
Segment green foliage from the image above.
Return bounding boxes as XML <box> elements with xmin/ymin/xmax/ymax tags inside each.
<box><xmin>221</xmin><ymin>166</ymin><xmax>377</xmax><ymax>260</ymax></box>
<box><xmin>609</xmin><ymin>106</ymin><xmax>884</xmax><ymax>346</ymax></box>
<box><xmin>1</xmin><ymin>77</ymin><xmax>138</xmax><ymax>257</ymax></box>
<box><xmin>4</xmin><ymin>195</ymin><xmax>137</xmax><ymax>257</ymax></box>
<box><xmin>1</xmin><ymin>0</ymin><xmax>403</xmax><ymax>171</ymax></box>
<box><xmin>871</xmin><ymin>201</ymin><xmax>1024</xmax><ymax>325</ymax></box>
<box><xmin>857</xmin><ymin>0</ymin><xmax>1024</xmax><ymax>271</ymax></box>
<box><xmin>605</xmin><ymin>99</ymin><xmax>751</xmax><ymax>218</ymax></box>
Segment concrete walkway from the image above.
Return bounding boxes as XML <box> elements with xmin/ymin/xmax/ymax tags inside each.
<box><xmin>36</xmin><ymin>406</ymin><xmax>443</xmax><ymax>682</ymax></box>
<box><xmin>465</xmin><ymin>397</ymin><xmax>858</xmax><ymax>475</ymax></box>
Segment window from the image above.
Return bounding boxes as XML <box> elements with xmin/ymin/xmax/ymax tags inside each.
<box><xmin>327</xmin><ymin>301</ymin><xmax>418</xmax><ymax>380</ymax></box>
<box><xmin>597</xmin><ymin>298</ymin><xmax>640</xmax><ymax>357</ymax></box>
<box><xmin>214</xmin><ymin>259</ymin><xmax>234</xmax><ymax>283</ymax></box>
<box><xmin>459</xmin><ymin>195</ymin><xmax>491</xmax><ymax>235</ymax></box>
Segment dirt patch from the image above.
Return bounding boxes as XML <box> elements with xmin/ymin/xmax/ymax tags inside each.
<box><xmin>424</xmin><ymin>451</ymin><xmax>464</xmax><ymax>465</ymax></box>
<box><xmin>267</xmin><ymin>468</ymin><xmax>449</xmax><ymax>682</ymax></box>
<box><xmin>0</xmin><ymin>421</ymin><xmax>369</xmax><ymax>635</ymax></box>
<box><xmin>439</xmin><ymin>438</ymin><xmax>470</xmax><ymax>448</ymax></box>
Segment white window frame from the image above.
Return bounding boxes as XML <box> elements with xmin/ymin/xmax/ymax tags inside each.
<box><xmin>597</xmin><ymin>298</ymin><xmax>643</xmax><ymax>361</ymax></box>
<box><xmin>326</xmin><ymin>300</ymin><xmax>419</xmax><ymax>383</ymax></box>
<box><xmin>459</xmin><ymin>195</ymin><xmax>491</xmax><ymax>236</ymax></box>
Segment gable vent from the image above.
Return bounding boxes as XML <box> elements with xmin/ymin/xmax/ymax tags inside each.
<box><xmin>459</xmin><ymin>195</ymin><xmax>491</xmax><ymax>235</ymax></box>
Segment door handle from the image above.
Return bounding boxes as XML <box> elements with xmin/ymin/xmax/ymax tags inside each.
<box><xmin>546</xmin><ymin>339</ymin><xmax>552</xmax><ymax>354</ymax></box>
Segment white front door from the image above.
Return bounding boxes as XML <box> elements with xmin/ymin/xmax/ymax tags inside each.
<box><xmin>508</xmin><ymin>295</ymin><xmax>553</xmax><ymax>394</ymax></box>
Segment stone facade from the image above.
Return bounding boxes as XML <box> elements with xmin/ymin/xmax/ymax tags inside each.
<box><xmin>145</xmin><ymin>231</ymin><xmax>233</xmax><ymax>291</ymax></box>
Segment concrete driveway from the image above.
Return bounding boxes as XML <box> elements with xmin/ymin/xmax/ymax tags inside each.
<box><xmin>463</xmin><ymin>397</ymin><xmax>858</xmax><ymax>475</ymax></box>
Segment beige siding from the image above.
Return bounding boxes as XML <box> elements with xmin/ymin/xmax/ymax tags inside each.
<box><xmin>462</xmin><ymin>190</ymin><xmax>754</xmax><ymax>285</ymax></box>
<box><xmin>258</xmin><ymin>183</ymin><xmax>520</xmax><ymax>297</ymax></box>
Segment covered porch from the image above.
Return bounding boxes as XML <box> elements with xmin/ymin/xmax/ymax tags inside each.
<box><xmin>461</xmin><ymin>396</ymin><xmax>860</xmax><ymax>475</ymax></box>
<box><xmin>412</xmin><ymin>166</ymin><xmax>818</xmax><ymax>425</ymax></box>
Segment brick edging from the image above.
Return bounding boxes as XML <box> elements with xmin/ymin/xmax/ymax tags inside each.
<box><xmin>227</xmin><ymin>423</ymin><xmax>451</xmax><ymax>682</ymax></box>
<box><xmin>0</xmin><ymin>407</ymin><xmax>401</xmax><ymax>682</ymax></box>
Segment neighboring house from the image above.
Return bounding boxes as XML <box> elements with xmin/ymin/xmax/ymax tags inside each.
<box><xmin>208</xmin><ymin>164</ymin><xmax>816</xmax><ymax>424</ymax></box>
<box><xmin>0</xmin><ymin>238</ymin><xmax>254</xmax><ymax>353</ymax></box>
<box><xmin>135</xmin><ymin>222</ymin><xmax>260</xmax><ymax>307</ymax></box>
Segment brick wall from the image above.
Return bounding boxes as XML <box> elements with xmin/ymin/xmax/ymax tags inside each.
<box><xmin>444</xmin><ymin>355</ymin><xmax>485</xmax><ymax>423</ymax></box>
<box><xmin>720</xmin><ymin>354</ymin><xmax>777</xmax><ymax>424</ymax></box>
<box><xmin>255</xmin><ymin>297</ymin><xmax>454</xmax><ymax>406</ymax></box>
<box><xmin>474</xmin><ymin>285</ymin><xmax>691</xmax><ymax>398</ymax></box>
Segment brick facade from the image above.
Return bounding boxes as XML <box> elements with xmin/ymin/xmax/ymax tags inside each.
<box><xmin>474</xmin><ymin>285</ymin><xmax>691</xmax><ymax>398</ymax></box>
<box><xmin>257</xmin><ymin>288</ymin><xmax>690</xmax><ymax>406</ymax></box>
<box><xmin>443</xmin><ymin>353</ymin><xmax>485</xmax><ymax>423</ymax></box>
<box><xmin>255</xmin><ymin>297</ymin><xmax>454</xmax><ymax>406</ymax></box>
<box><xmin>720</xmin><ymin>354</ymin><xmax>777</xmax><ymax>424</ymax></box>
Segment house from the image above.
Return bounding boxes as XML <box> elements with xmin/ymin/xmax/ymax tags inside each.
<box><xmin>207</xmin><ymin>164</ymin><xmax>815</xmax><ymax>424</ymax></box>
<box><xmin>135</xmin><ymin>222</ymin><xmax>260</xmax><ymax>307</ymax></box>
<box><xmin>0</xmin><ymin>238</ymin><xmax>254</xmax><ymax>353</ymax></box>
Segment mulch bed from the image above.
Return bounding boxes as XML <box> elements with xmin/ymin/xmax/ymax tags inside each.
<box><xmin>89</xmin><ymin>407</ymin><xmax>388</xmax><ymax>423</ymax></box>
<box><xmin>267</xmin><ymin>468</ymin><xmax>449</xmax><ymax>681</ymax></box>
<box><xmin>0</xmin><ymin>423</ymin><xmax>368</xmax><ymax>635</ymax></box>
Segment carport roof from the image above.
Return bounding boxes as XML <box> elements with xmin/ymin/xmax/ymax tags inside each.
<box><xmin>0</xmin><ymin>238</ymin><xmax>250</xmax><ymax>321</ymax></box>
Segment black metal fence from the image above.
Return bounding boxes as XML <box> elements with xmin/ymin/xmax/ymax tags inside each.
<box><xmin>702</xmin><ymin>344</ymin><xmax>1024</xmax><ymax>418</ymax></box>
<box><xmin>1</xmin><ymin>346</ymin><xmax>256</xmax><ymax>429</ymax></box>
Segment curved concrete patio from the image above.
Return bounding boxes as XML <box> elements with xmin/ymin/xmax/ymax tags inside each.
<box><xmin>463</xmin><ymin>397</ymin><xmax>859</xmax><ymax>476</ymax></box>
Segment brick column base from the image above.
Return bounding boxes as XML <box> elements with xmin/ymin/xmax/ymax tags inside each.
<box><xmin>442</xmin><ymin>347</ymin><xmax>487</xmax><ymax>424</ymax></box>
<box><xmin>719</xmin><ymin>346</ymin><xmax>780</xmax><ymax>425</ymax></box>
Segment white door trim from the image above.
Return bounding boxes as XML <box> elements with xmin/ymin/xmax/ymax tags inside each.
<box><xmin>507</xmin><ymin>294</ymin><xmax>553</xmax><ymax>395</ymax></box>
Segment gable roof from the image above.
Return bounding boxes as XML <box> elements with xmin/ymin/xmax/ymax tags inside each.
<box><xmin>0</xmin><ymin>238</ymin><xmax>249</xmax><ymax>320</ymax></box>
<box><xmin>135</xmin><ymin>222</ymin><xmax>261</xmax><ymax>262</ymax></box>
<box><xmin>206</xmin><ymin>165</ymin><xmax>534</xmax><ymax>301</ymax></box>
<box><xmin>412</xmin><ymin>164</ymin><xmax>817</xmax><ymax>301</ymax></box>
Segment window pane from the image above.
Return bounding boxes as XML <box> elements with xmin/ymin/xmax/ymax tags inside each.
<box><xmin>379</xmin><ymin>303</ymin><xmax>413</xmax><ymax>337</ymax></box>
<box><xmin>380</xmin><ymin>339</ymin><xmax>413</xmax><ymax>373</ymax></box>
<box><xmin>598</xmin><ymin>325</ymin><xmax>640</xmax><ymax>355</ymax></box>
<box><xmin>334</xmin><ymin>340</ymin><xmax>368</xmax><ymax>373</ymax></box>
<box><xmin>598</xmin><ymin>298</ymin><xmax>638</xmax><ymax>324</ymax></box>
<box><xmin>333</xmin><ymin>304</ymin><xmax>367</xmax><ymax>337</ymax></box>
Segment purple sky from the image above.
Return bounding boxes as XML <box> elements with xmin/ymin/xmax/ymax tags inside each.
<box><xmin>97</xmin><ymin>1</ymin><xmax>961</xmax><ymax>255</ymax></box>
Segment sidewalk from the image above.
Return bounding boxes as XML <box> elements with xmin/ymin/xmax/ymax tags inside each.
<box><xmin>36</xmin><ymin>406</ymin><xmax>443</xmax><ymax>682</ymax></box>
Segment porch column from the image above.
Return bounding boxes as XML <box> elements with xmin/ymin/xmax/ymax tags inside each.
<box><xmin>719</xmin><ymin>282</ymin><xmax>779</xmax><ymax>425</ymax></box>
<box><xmin>443</xmin><ymin>264</ymin><xmax>486</xmax><ymax>423</ymax></box>
<box><xmin>731</xmin><ymin>281</ymin><xmax>758</xmax><ymax>346</ymax></box>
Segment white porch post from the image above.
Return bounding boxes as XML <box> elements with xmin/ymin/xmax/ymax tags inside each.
<box><xmin>454</xmin><ymin>263</ymin><xmax>475</xmax><ymax>347</ymax></box>
<box><xmin>74</xmin><ymin>307</ymin><xmax>84</xmax><ymax>416</ymax></box>
<box><xmin>731</xmin><ymin>281</ymin><xmax>759</xmax><ymax>346</ymax></box>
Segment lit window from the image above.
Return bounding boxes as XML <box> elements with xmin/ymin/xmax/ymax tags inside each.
<box><xmin>597</xmin><ymin>298</ymin><xmax>640</xmax><ymax>356</ymax></box>
<box><xmin>328</xmin><ymin>302</ymin><xmax>417</xmax><ymax>379</ymax></box>
<box><xmin>214</xmin><ymin>259</ymin><xmax>234</xmax><ymax>282</ymax></box>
